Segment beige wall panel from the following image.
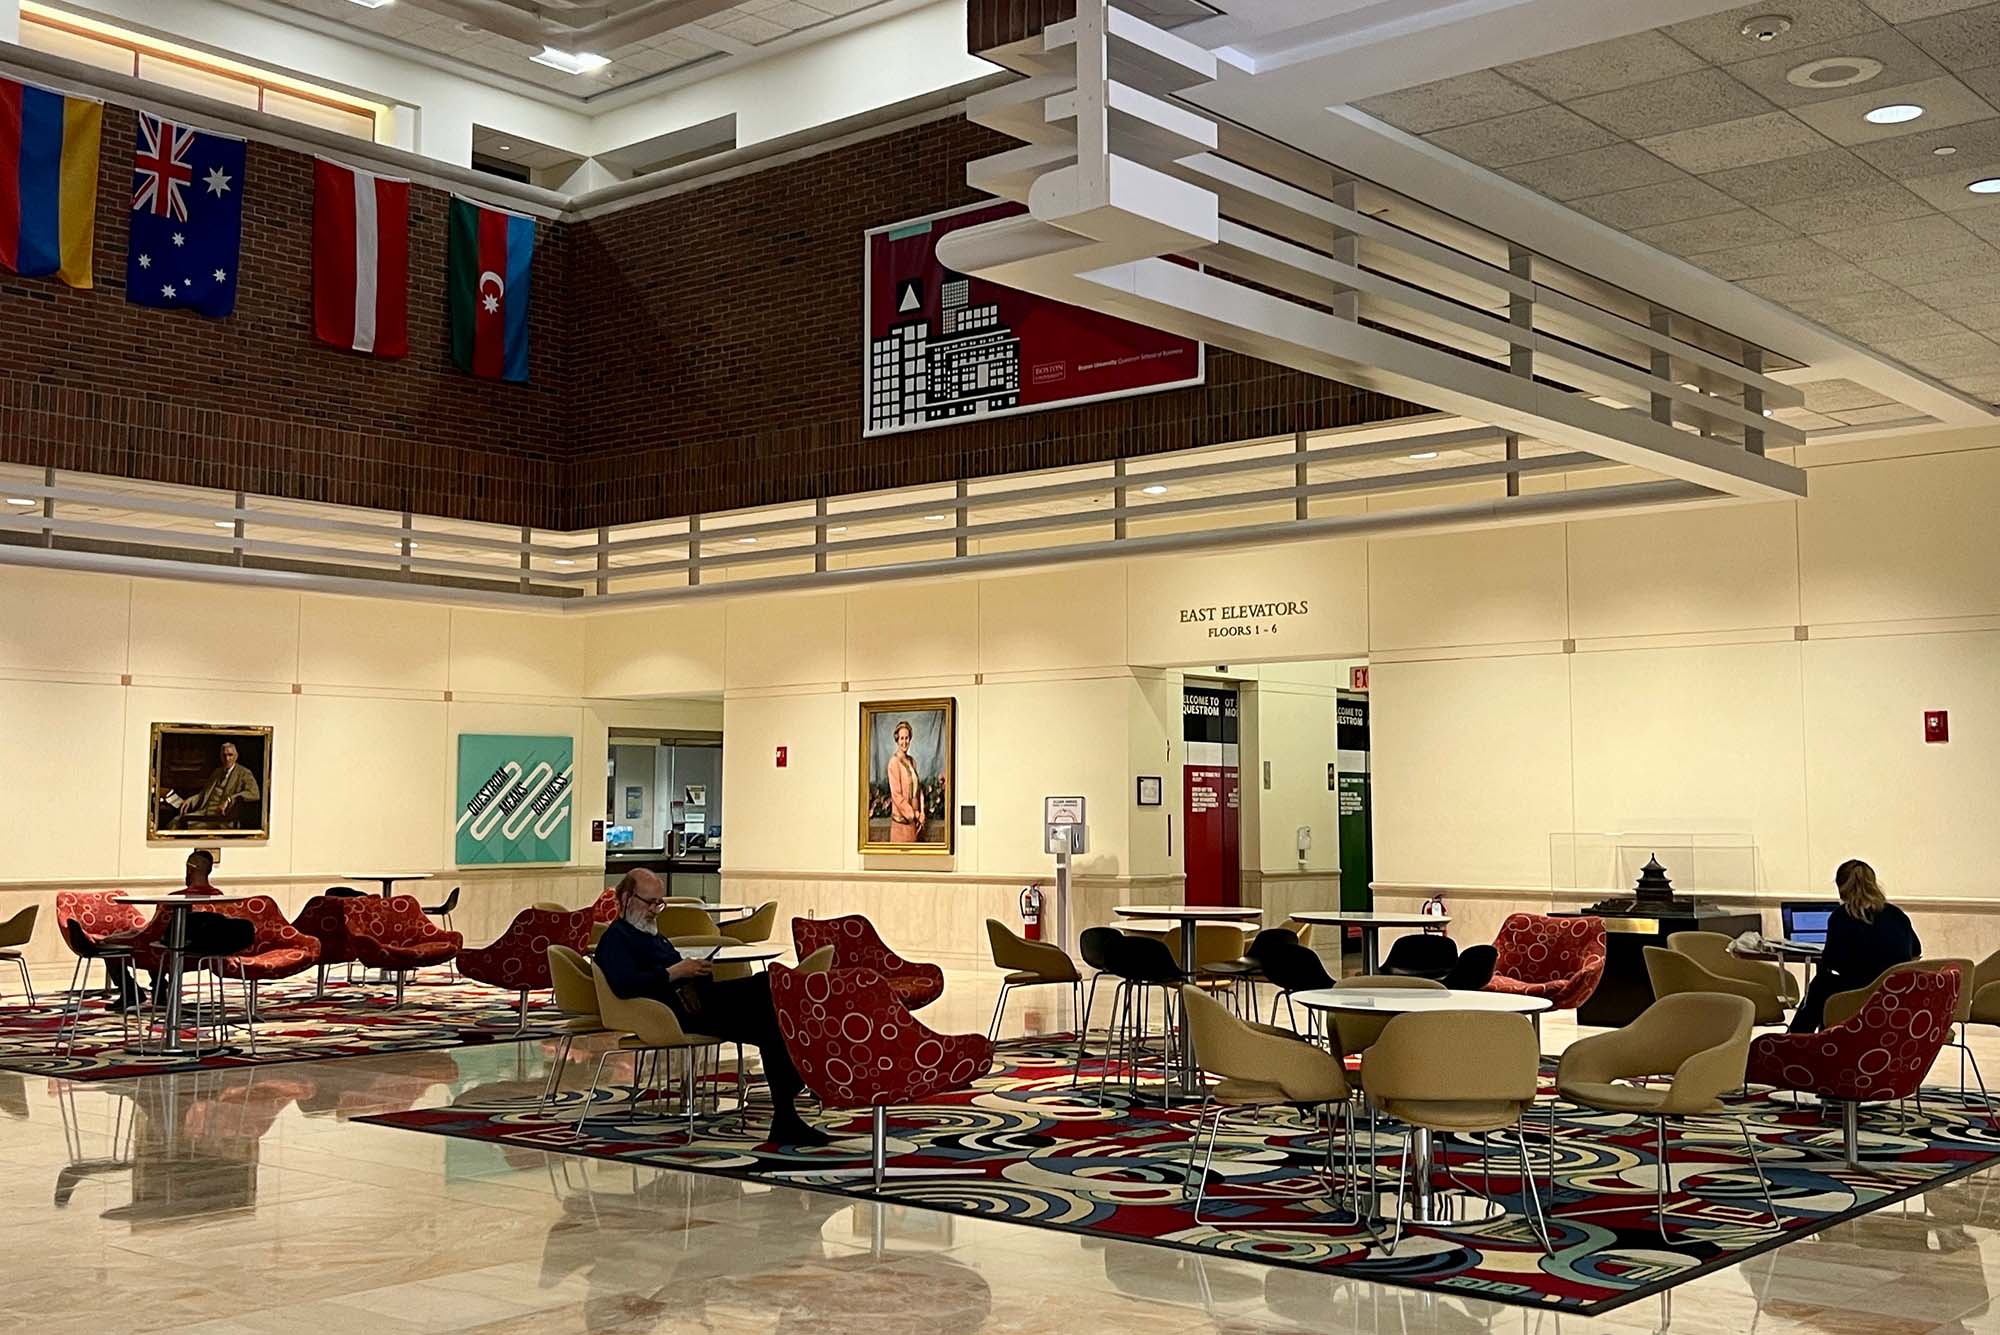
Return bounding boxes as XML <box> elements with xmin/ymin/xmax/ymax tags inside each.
<box><xmin>1127</xmin><ymin>538</ymin><xmax>1367</xmax><ymax>667</ymax></box>
<box><xmin>1569</xmin><ymin>641</ymin><xmax>1811</xmax><ymax>894</ymax></box>
<box><xmin>128</xmin><ymin>579</ymin><xmax>299</xmax><ymax>685</ymax></box>
<box><xmin>721</xmin><ymin>691</ymin><xmax>846</xmax><ymax>870</ymax></box>
<box><xmin>976</xmin><ymin>677</ymin><xmax>1136</xmax><ymax>877</ymax></box>
<box><xmin>1369</xmin><ymin>522</ymin><xmax>1568</xmax><ymax>651</ymax></box>
<box><xmin>725</xmin><ymin>594</ymin><xmax>845</xmax><ymax>689</ymax></box>
<box><xmin>292</xmin><ymin>694</ymin><xmax>447</xmax><ymax>874</ymax></box>
<box><xmin>1567</xmin><ymin>501</ymin><xmax>1800</xmax><ymax>639</ymax></box>
<box><xmin>298</xmin><ymin>593</ymin><xmax>449</xmax><ymax>691</ymax></box>
<box><xmin>979</xmin><ymin>564</ymin><xmax>1128</xmax><ymax>673</ymax></box>
<box><xmin>582</xmin><ymin>603</ymin><xmax>726</xmax><ymax>698</ymax></box>
<box><xmin>120</xmin><ymin>687</ymin><xmax>298</xmax><ymax>880</ymax></box>
<box><xmin>448</xmin><ymin>608</ymin><xmax>585</xmax><ymax>699</ymax></box>
<box><xmin>1370</xmin><ymin>654</ymin><xmax>1573</xmax><ymax>889</ymax></box>
<box><xmin>0</xmin><ymin>679</ymin><xmax>125</xmax><ymax>881</ymax></box>
<box><xmin>1800</xmin><ymin>450</ymin><xmax>2000</xmax><ymax>625</ymax></box>
<box><xmin>846</xmin><ymin>583</ymin><xmax>979</xmax><ymax>683</ymax></box>
<box><xmin>446</xmin><ymin>700</ymin><xmax>588</xmax><ymax>866</ymax></box>
<box><xmin>1802</xmin><ymin>631</ymin><xmax>2000</xmax><ymax>897</ymax></box>
<box><xmin>1127</xmin><ymin>671</ymin><xmax>1181</xmax><ymax>879</ymax></box>
<box><xmin>0</xmin><ymin>567</ymin><xmax>131</xmax><ymax>674</ymax></box>
<box><xmin>1247</xmin><ymin>684</ymin><xmax>1342</xmax><ymax>875</ymax></box>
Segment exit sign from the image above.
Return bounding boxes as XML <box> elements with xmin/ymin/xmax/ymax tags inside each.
<box><xmin>1350</xmin><ymin>665</ymin><xmax>1369</xmax><ymax>691</ymax></box>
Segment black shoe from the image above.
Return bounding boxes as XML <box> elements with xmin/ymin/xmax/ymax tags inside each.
<box><xmin>769</xmin><ymin>1119</ymin><xmax>833</xmax><ymax>1148</ymax></box>
<box><xmin>106</xmin><ymin>991</ymin><xmax>148</xmax><ymax>1014</ymax></box>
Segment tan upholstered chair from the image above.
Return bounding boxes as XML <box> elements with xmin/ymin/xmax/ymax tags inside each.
<box><xmin>1177</xmin><ymin>986</ymin><xmax>1366</xmax><ymax>1229</ymax></box>
<box><xmin>588</xmin><ymin>919</ymin><xmax>611</xmax><ymax>950</ymax></box>
<box><xmin>657</xmin><ymin>905</ymin><xmax>718</xmax><ymax>940</ymax></box>
<box><xmin>984</xmin><ymin>919</ymin><xmax>1081</xmax><ymax>1043</ymax></box>
<box><xmin>1557</xmin><ymin>992</ymin><xmax>1775</xmax><ymax>1238</ymax></box>
<box><xmin>727</xmin><ymin>901</ymin><xmax>779</xmax><ymax>945</ymax></box>
<box><xmin>1327</xmin><ymin>975</ymin><xmax>1447</xmax><ymax>1060</ymax></box>
<box><xmin>1360</xmin><ymin>1010</ymin><xmax>1550</xmax><ymax>1253</ymax></box>
<box><xmin>542</xmin><ymin>945</ymin><xmax>607</xmax><ymax>1111</ymax></box>
<box><xmin>531</xmin><ymin>901</ymin><xmax>567</xmax><ymax>912</ymax></box>
<box><xmin>1644</xmin><ymin>945</ymin><xmax>1788</xmax><ymax>1026</ymax></box>
<box><xmin>1668</xmin><ymin>930</ymin><xmax>1801</xmax><ymax>1007</ymax></box>
<box><xmin>1824</xmin><ymin>957</ymin><xmax>1984</xmax><ymax>1107</ymax></box>
<box><xmin>798</xmin><ymin>944</ymin><xmax>835</xmax><ymax>973</ymax></box>
<box><xmin>580</xmin><ymin>961</ymin><xmax>721</xmax><ymax>1140</ymax></box>
<box><xmin>0</xmin><ymin>904</ymin><xmax>37</xmax><ymax>1006</ymax></box>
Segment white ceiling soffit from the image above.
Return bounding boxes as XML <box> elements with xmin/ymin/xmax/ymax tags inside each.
<box><xmin>1170</xmin><ymin>0</ymin><xmax>2000</xmax><ymax>428</ymax></box>
<box><xmin>942</xmin><ymin>2</ymin><xmax>1808</xmax><ymax>502</ymax></box>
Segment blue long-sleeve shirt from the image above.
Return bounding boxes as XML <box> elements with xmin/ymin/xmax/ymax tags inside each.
<box><xmin>594</xmin><ymin>917</ymin><xmax>684</xmax><ymax>1005</ymax></box>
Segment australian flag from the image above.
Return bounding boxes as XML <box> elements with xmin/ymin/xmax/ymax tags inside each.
<box><xmin>126</xmin><ymin>113</ymin><xmax>245</xmax><ymax>317</ymax></box>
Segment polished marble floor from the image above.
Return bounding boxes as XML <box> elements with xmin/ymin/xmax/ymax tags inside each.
<box><xmin>5</xmin><ymin>962</ymin><xmax>2000</xmax><ymax>1335</ymax></box>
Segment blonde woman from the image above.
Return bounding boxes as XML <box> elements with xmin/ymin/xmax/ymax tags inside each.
<box><xmin>886</xmin><ymin>720</ymin><xmax>925</xmax><ymax>844</ymax></box>
<box><xmin>1790</xmin><ymin>858</ymin><xmax>1921</xmax><ymax>1032</ymax></box>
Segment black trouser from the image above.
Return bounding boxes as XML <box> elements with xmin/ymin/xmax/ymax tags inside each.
<box><xmin>1790</xmin><ymin>968</ymin><xmax>1855</xmax><ymax>1033</ymax></box>
<box><xmin>668</xmin><ymin>974</ymin><xmax>806</xmax><ymax>1119</ymax></box>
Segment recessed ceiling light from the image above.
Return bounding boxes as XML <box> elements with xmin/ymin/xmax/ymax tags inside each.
<box><xmin>531</xmin><ymin>47</ymin><xmax>609</xmax><ymax>75</ymax></box>
<box><xmin>1141</xmin><ymin>484</ymin><xmax>1169</xmax><ymax>495</ymax></box>
<box><xmin>1407</xmin><ymin>451</ymin><xmax>1439</xmax><ymax>461</ymax></box>
<box><xmin>346</xmin><ymin>0</ymin><xmax>394</xmax><ymax>8</ymax></box>
<box><xmin>737</xmin><ymin>536</ymin><xmax>757</xmax><ymax>544</ymax></box>
<box><xmin>1786</xmin><ymin>55</ymin><xmax>1881</xmax><ymax>89</ymax></box>
<box><xmin>6</xmin><ymin>497</ymin><xmax>36</xmax><ymax>506</ymax></box>
<box><xmin>1970</xmin><ymin>178</ymin><xmax>2000</xmax><ymax>194</ymax></box>
<box><xmin>554</xmin><ymin>558</ymin><xmax>575</xmax><ymax>567</ymax></box>
<box><xmin>924</xmin><ymin>514</ymin><xmax>945</xmax><ymax>521</ymax></box>
<box><xmin>1864</xmin><ymin>103</ymin><xmax>1924</xmax><ymax>124</ymax></box>
<box><xmin>212</xmin><ymin>520</ymin><xmax>234</xmax><ymax>529</ymax></box>
<box><xmin>497</xmin><ymin>143</ymin><xmax>513</xmax><ymax>152</ymax></box>
<box><xmin>829</xmin><ymin>525</ymin><xmax>847</xmax><ymax>533</ymax></box>
<box><xmin>1934</xmin><ymin>145</ymin><xmax>1959</xmax><ymax>156</ymax></box>
<box><xmin>1741</xmin><ymin>14</ymin><xmax>1793</xmax><ymax>43</ymax></box>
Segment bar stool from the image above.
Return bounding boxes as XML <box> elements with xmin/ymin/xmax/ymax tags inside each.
<box><xmin>1089</xmin><ymin>932</ymin><xmax>1189</xmax><ymax>1108</ymax></box>
<box><xmin>56</xmin><ymin>920</ymin><xmax>136</xmax><ymax>1056</ymax></box>
<box><xmin>141</xmin><ymin>912</ymin><xmax>254</xmax><ymax>1058</ymax></box>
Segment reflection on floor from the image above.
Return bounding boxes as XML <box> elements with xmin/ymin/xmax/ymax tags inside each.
<box><xmin>3</xmin><ymin>963</ymin><xmax>1999</xmax><ymax>1334</ymax></box>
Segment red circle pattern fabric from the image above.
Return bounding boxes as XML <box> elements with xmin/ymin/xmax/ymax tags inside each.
<box><xmin>459</xmin><ymin>906</ymin><xmax>595</xmax><ymax>994</ymax></box>
<box><xmin>768</xmin><ymin>961</ymin><xmax>993</xmax><ymax>1109</ymax></box>
<box><xmin>791</xmin><ymin>914</ymin><xmax>945</xmax><ymax>1011</ymax></box>
<box><xmin>291</xmin><ymin>895</ymin><xmax>361</xmax><ymax>967</ymax></box>
<box><xmin>349</xmin><ymin>894</ymin><xmax>464</xmax><ymax>972</ymax></box>
<box><xmin>1748</xmin><ymin>963</ymin><xmax>1962</xmax><ymax>1103</ymax></box>
<box><xmin>1486</xmin><ymin>912</ymin><xmax>1607</xmax><ymax>1011</ymax></box>
<box><xmin>205</xmin><ymin>895</ymin><xmax>324</xmax><ymax>981</ymax></box>
<box><xmin>55</xmin><ymin>891</ymin><xmax>164</xmax><ymax>970</ymax></box>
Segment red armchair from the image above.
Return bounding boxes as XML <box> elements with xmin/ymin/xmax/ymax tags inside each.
<box><xmin>205</xmin><ymin>896</ymin><xmax>323</xmax><ymax>1020</ymax></box>
<box><xmin>1487</xmin><ymin>913</ymin><xmax>1607</xmax><ymax>1012</ymax></box>
<box><xmin>1748</xmin><ymin>962</ymin><xmax>1961</xmax><ymax>1167</ymax></box>
<box><xmin>56</xmin><ymin>891</ymin><xmax>162</xmax><ymax>972</ymax></box>
<box><xmin>791</xmin><ymin>915</ymin><xmax>944</xmax><ymax>1011</ymax></box>
<box><xmin>348</xmin><ymin>894</ymin><xmax>462</xmax><ymax>1003</ymax></box>
<box><xmin>769</xmin><ymin>962</ymin><xmax>993</xmax><ymax>1186</ymax></box>
<box><xmin>458</xmin><ymin>905</ymin><xmax>595</xmax><ymax>1028</ymax></box>
<box><xmin>292</xmin><ymin>894</ymin><xmax>361</xmax><ymax>995</ymax></box>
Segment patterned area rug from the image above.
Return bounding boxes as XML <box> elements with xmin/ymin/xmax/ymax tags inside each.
<box><xmin>0</xmin><ymin>977</ymin><xmax>565</xmax><ymax>1081</ymax></box>
<box><xmin>360</xmin><ymin>1036</ymin><xmax>2000</xmax><ymax>1315</ymax></box>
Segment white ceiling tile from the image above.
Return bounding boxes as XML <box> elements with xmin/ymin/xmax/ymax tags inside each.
<box><xmin>1639</xmin><ymin>111</ymin><xmax>1834</xmax><ymax>173</ymax></box>
<box><xmin>1705</xmin><ymin>146</ymin><xmax>1888</xmax><ymax>204</ymax></box>
<box><xmin>1851</xmin><ymin>115</ymin><xmax>2000</xmax><ymax>173</ymax></box>
<box><xmin>1571</xmin><ymin>69</ymin><xmax>1777</xmax><ymax>139</ymax></box>
<box><xmin>1501</xmin><ymin>143</ymin><xmax>1687</xmax><ymax>200</ymax></box>
<box><xmin>1356</xmin><ymin>71</ymin><xmax>1549</xmax><ymax>135</ymax></box>
<box><xmin>1666</xmin><ymin>0</ymin><xmax>1888</xmax><ymax>64</ymax></box>
<box><xmin>1795</xmin><ymin>377</ymin><xmax>1896</xmax><ymax>410</ymax></box>
<box><xmin>1498</xmin><ymin>30</ymin><xmax>1707</xmax><ymax>100</ymax></box>
<box><xmin>1724</xmin><ymin>27</ymin><xmax>1945</xmax><ymax>105</ymax></box>
<box><xmin>1426</xmin><ymin>105</ymin><xmax>1620</xmax><ymax>167</ymax></box>
<box><xmin>1857</xmin><ymin>240</ymin><xmax>2000</xmax><ymax>283</ymax></box>
<box><xmin>1760</xmin><ymin>180</ymin><xmax>1935</xmax><ymax>229</ymax></box>
<box><xmin>1788</xmin><ymin>74</ymin><xmax>2000</xmax><ymax>145</ymax></box>
<box><xmin>1685</xmin><ymin>236</ymin><xmax>1841</xmax><ymax>278</ymax></box>
<box><xmin>1906</xmin><ymin>270</ymin><xmax>2000</xmax><ymax>304</ymax></box>
<box><xmin>1863</xmin><ymin>0</ymin><xmax>1991</xmax><ymax>20</ymax></box>
<box><xmin>1740</xmin><ymin>264</ymin><xmax>1894</xmax><ymax>301</ymax></box>
<box><xmin>1902</xmin><ymin>161</ymin><xmax>2000</xmax><ymax>208</ymax></box>
<box><xmin>1567</xmin><ymin>177</ymin><xmax>1742</xmax><ymax>228</ymax></box>
<box><xmin>1901</xmin><ymin>3</ymin><xmax>2000</xmax><ymax>71</ymax></box>
<box><xmin>1816</xmin><ymin>211</ymin><xmax>1982</xmax><ymax>258</ymax></box>
<box><xmin>1628</xmin><ymin>208</ymin><xmax>1788</xmax><ymax>254</ymax></box>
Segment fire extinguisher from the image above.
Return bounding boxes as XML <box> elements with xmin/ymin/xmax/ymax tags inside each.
<box><xmin>1421</xmin><ymin>892</ymin><xmax>1448</xmax><ymax>936</ymax></box>
<box><xmin>1020</xmin><ymin>883</ymin><xmax>1044</xmax><ymax>941</ymax></box>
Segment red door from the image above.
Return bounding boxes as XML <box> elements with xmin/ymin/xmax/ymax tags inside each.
<box><xmin>1182</xmin><ymin>683</ymin><xmax>1240</xmax><ymax>907</ymax></box>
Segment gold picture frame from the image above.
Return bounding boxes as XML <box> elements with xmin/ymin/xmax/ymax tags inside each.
<box><xmin>857</xmin><ymin>698</ymin><xmax>954</xmax><ymax>855</ymax></box>
<box><xmin>147</xmin><ymin>722</ymin><xmax>274</xmax><ymax>841</ymax></box>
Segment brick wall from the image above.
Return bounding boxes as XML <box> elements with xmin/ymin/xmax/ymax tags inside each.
<box><xmin>0</xmin><ymin>104</ymin><xmax>570</xmax><ymax>529</ymax></box>
<box><xmin>965</xmin><ymin>0</ymin><xmax>1076</xmax><ymax>53</ymax></box>
<box><xmin>564</xmin><ymin>114</ymin><xmax>1426</xmax><ymax>529</ymax></box>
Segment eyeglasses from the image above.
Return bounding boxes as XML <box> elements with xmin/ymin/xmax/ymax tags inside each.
<box><xmin>631</xmin><ymin>894</ymin><xmax>666</xmax><ymax>908</ymax></box>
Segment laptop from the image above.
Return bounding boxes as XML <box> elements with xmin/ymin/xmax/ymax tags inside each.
<box><xmin>1780</xmin><ymin>901</ymin><xmax>1840</xmax><ymax>947</ymax></box>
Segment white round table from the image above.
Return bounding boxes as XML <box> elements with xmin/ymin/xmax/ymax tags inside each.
<box><xmin>1286</xmin><ymin>910</ymin><xmax>1451</xmax><ymax>974</ymax></box>
<box><xmin>1292</xmin><ymin>985</ymin><xmax>1550</xmax><ymax>1224</ymax></box>
<box><xmin>708</xmin><ymin>944</ymin><xmax>784</xmax><ymax>966</ymax></box>
<box><xmin>702</xmin><ymin>903</ymin><xmax>753</xmax><ymax>926</ymax></box>
<box><xmin>1115</xmin><ymin>918</ymin><xmax>1256</xmax><ymax>935</ymax></box>
<box><xmin>113</xmin><ymin>892</ymin><xmax>255</xmax><ymax>1055</ymax></box>
<box><xmin>342</xmin><ymin>871</ymin><xmax>433</xmax><ymax>898</ymax></box>
<box><xmin>1112</xmin><ymin>905</ymin><xmax>1262</xmax><ymax>1093</ymax></box>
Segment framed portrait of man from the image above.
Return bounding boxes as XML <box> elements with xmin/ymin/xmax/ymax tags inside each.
<box><xmin>148</xmin><ymin>723</ymin><xmax>274</xmax><ymax>841</ymax></box>
<box><xmin>858</xmin><ymin>699</ymin><xmax>954</xmax><ymax>854</ymax></box>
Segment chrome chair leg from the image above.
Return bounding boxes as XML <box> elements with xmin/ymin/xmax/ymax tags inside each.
<box><xmin>11</xmin><ymin>955</ymin><xmax>36</xmax><ymax>1008</ymax></box>
<box><xmin>987</xmin><ymin>981</ymin><xmax>1012</xmax><ymax>1044</ymax></box>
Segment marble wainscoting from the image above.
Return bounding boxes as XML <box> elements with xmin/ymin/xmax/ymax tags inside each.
<box><xmin>0</xmin><ymin>867</ymin><xmax>609</xmax><ymax>966</ymax></box>
<box><xmin>1372</xmin><ymin>883</ymin><xmax>2000</xmax><ymax>972</ymax></box>
<box><xmin>722</xmin><ymin>871</ymin><xmax>1188</xmax><ymax>971</ymax></box>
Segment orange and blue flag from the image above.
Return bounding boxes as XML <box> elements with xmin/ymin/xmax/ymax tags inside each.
<box><xmin>0</xmin><ymin>76</ymin><xmax>102</xmax><ymax>288</ymax></box>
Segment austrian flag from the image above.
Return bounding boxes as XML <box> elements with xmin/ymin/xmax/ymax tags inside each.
<box><xmin>312</xmin><ymin>159</ymin><xmax>409</xmax><ymax>357</ymax></box>
<box><xmin>447</xmin><ymin>195</ymin><xmax>534</xmax><ymax>382</ymax></box>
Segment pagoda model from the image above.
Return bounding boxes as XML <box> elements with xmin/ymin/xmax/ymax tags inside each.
<box><xmin>1573</xmin><ymin>854</ymin><xmax>1758</xmax><ymax>1027</ymax></box>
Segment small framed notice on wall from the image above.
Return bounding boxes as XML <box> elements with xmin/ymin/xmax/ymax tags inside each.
<box><xmin>1136</xmin><ymin>775</ymin><xmax>1163</xmax><ymax>807</ymax></box>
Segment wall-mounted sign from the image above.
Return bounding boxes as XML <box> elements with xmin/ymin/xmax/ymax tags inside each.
<box><xmin>1176</xmin><ymin>599</ymin><xmax>1312</xmax><ymax>643</ymax></box>
<box><xmin>1045</xmin><ymin>795</ymin><xmax>1086</xmax><ymax>826</ymax></box>
<box><xmin>1136</xmin><ymin>775</ymin><xmax>1163</xmax><ymax>807</ymax></box>
<box><xmin>455</xmin><ymin>733</ymin><xmax>574</xmax><ymax>865</ymax></box>
<box><xmin>863</xmin><ymin>200</ymin><xmax>1202</xmax><ymax>436</ymax></box>
<box><xmin>1350</xmin><ymin>664</ymin><xmax>1370</xmax><ymax>691</ymax></box>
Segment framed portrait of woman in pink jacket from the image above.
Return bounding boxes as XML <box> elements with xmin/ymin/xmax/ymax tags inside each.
<box><xmin>858</xmin><ymin>698</ymin><xmax>954</xmax><ymax>854</ymax></box>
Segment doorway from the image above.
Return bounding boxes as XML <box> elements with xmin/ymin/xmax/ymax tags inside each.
<box><xmin>1181</xmin><ymin>681</ymin><xmax>1241</xmax><ymax>907</ymax></box>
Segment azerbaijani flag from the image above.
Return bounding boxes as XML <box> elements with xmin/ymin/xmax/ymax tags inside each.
<box><xmin>447</xmin><ymin>195</ymin><xmax>534</xmax><ymax>382</ymax></box>
<box><xmin>0</xmin><ymin>76</ymin><xmax>102</xmax><ymax>288</ymax></box>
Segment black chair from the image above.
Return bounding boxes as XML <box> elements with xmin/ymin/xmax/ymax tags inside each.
<box><xmin>56</xmin><ymin>920</ymin><xmax>138</xmax><ymax>1056</ymax></box>
<box><xmin>324</xmin><ymin>885</ymin><xmax>366</xmax><ymax>898</ymax></box>
<box><xmin>1443</xmin><ymin>943</ymin><xmax>1499</xmax><ymax>991</ymax></box>
<box><xmin>1380</xmin><ymin>933</ymin><xmax>1458</xmax><ymax>981</ymax></box>
<box><xmin>422</xmin><ymin>886</ymin><xmax>461</xmax><ymax>976</ymax></box>
<box><xmin>156</xmin><ymin>912</ymin><xmax>257</xmax><ymax>1056</ymax></box>
<box><xmin>1073</xmin><ymin>927</ymin><xmax>1123</xmax><ymax>1085</ymax></box>
<box><xmin>1201</xmin><ymin>927</ymin><xmax>1299</xmax><ymax>1019</ymax></box>
<box><xmin>1261</xmin><ymin>942</ymin><xmax>1336</xmax><ymax>1034</ymax></box>
<box><xmin>1088</xmin><ymin>931</ymin><xmax>1189</xmax><ymax>1108</ymax></box>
